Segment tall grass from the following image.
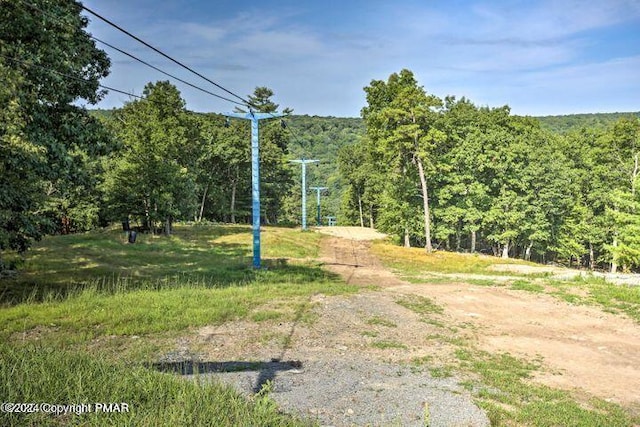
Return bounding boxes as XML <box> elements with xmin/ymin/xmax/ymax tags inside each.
<box><xmin>0</xmin><ymin>224</ymin><xmax>351</xmax><ymax>426</ymax></box>
<box><xmin>1</xmin><ymin>225</ymin><xmax>334</xmax><ymax>305</ymax></box>
<box><xmin>371</xmin><ymin>241</ymin><xmax>536</xmax><ymax>276</ymax></box>
<box><xmin>0</xmin><ymin>277</ymin><xmax>355</xmax><ymax>340</ymax></box>
<box><xmin>0</xmin><ymin>343</ymin><xmax>312</xmax><ymax>427</ymax></box>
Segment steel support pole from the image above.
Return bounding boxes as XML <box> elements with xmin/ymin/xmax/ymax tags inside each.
<box><xmin>301</xmin><ymin>162</ymin><xmax>307</xmax><ymax>229</ymax></box>
<box><xmin>289</xmin><ymin>159</ymin><xmax>319</xmax><ymax>230</ymax></box>
<box><xmin>310</xmin><ymin>186</ymin><xmax>327</xmax><ymax>226</ymax></box>
<box><xmin>251</xmin><ymin>117</ymin><xmax>260</xmax><ymax>267</ymax></box>
<box><xmin>224</xmin><ymin>111</ymin><xmax>282</xmax><ymax>269</ymax></box>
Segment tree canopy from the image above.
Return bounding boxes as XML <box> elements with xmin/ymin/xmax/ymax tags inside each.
<box><xmin>0</xmin><ymin>0</ymin><xmax>110</xmax><ymax>267</ymax></box>
<box><xmin>2</xmin><ymin>7</ymin><xmax>640</xmax><ymax>277</ymax></box>
<box><xmin>340</xmin><ymin>69</ymin><xmax>640</xmax><ymax>271</ymax></box>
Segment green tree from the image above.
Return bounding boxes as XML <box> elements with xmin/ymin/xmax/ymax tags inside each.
<box><xmin>197</xmin><ymin>115</ymin><xmax>250</xmax><ymax>223</ymax></box>
<box><xmin>434</xmin><ymin>97</ymin><xmax>491</xmax><ymax>252</ymax></box>
<box><xmin>0</xmin><ymin>0</ymin><xmax>110</xmax><ymax>265</ymax></box>
<box><xmin>600</xmin><ymin>117</ymin><xmax>640</xmax><ymax>271</ymax></box>
<box><xmin>338</xmin><ymin>141</ymin><xmax>377</xmax><ymax>227</ymax></box>
<box><xmin>362</xmin><ymin>69</ymin><xmax>443</xmax><ymax>251</ymax></box>
<box><xmin>103</xmin><ymin>82</ymin><xmax>198</xmax><ymax>234</ymax></box>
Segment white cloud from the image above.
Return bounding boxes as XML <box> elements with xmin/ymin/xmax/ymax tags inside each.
<box><xmin>83</xmin><ymin>0</ymin><xmax>640</xmax><ymax>117</ymax></box>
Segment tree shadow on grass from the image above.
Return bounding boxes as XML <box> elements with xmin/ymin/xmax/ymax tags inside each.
<box><xmin>0</xmin><ymin>253</ymin><xmax>342</xmax><ymax>306</ymax></box>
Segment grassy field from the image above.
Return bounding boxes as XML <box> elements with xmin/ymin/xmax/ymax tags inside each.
<box><xmin>0</xmin><ymin>224</ymin><xmax>352</xmax><ymax>426</ymax></box>
<box><xmin>373</xmin><ymin>240</ymin><xmax>640</xmax><ymax>323</ymax></box>
<box><xmin>2</xmin><ymin>226</ymin><xmax>640</xmax><ymax>426</ymax></box>
<box><xmin>371</xmin><ymin>242</ymin><xmax>539</xmax><ymax>275</ymax></box>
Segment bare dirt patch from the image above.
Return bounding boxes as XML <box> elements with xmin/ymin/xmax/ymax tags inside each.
<box><xmin>165</xmin><ymin>226</ymin><xmax>640</xmax><ymax>424</ymax></box>
<box><xmin>315</xmin><ymin>227</ymin><xmax>640</xmax><ymax>406</ymax></box>
<box><xmin>402</xmin><ymin>282</ymin><xmax>640</xmax><ymax>405</ymax></box>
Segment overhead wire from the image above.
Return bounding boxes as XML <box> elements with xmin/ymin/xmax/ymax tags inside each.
<box><xmin>18</xmin><ymin>0</ymin><xmax>247</xmax><ymax>108</ymax></box>
<box><xmin>80</xmin><ymin>4</ymin><xmax>256</xmax><ymax>109</ymax></box>
<box><xmin>91</xmin><ymin>36</ymin><xmax>246</xmax><ymax>107</ymax></box>
<box><xmin>16</xmin><ymin>0</ymin><xmax>303</xmax><ymax>144</ymax></box>
<box><xmin>1</xmin><ymin>53</ymin><xmax>173</xmax><ymax>106</ymax></box>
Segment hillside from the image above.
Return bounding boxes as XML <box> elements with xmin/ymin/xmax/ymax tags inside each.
<box><xmin>88</xmin><ymin>108</ymin><xmax>638</xmax><ymax>224</ymax></box>
<box><xmin>535</xmin><ymin>111</ymin><xmax>640</xmax><ymax>133</ymax></box>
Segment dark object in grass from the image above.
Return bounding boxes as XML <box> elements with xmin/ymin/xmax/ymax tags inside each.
<box><xmin>128</xmin><ymin>230</ymin><xmax>137</xmax><ymax>244</ymax></box>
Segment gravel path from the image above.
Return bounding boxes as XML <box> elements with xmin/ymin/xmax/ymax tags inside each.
<box><xmin>155</xmin><ymin>227</ymin><xmax>490</xmax><ymax>426</ymax></box>
<box><xmin>186</xmin><ymin>358</ymin><xmax>488</xmax><ymax>427</ymax></box>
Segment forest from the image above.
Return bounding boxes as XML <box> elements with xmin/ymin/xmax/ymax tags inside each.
<box><xmin>341</xmin><ymin>70</ymin><xmax>640</xmax><ymax>272</ymax></box>
<box><xmin>1</xmin><ymin>0</ymin><xmax>640</xmax><ymax>273</ymax></box>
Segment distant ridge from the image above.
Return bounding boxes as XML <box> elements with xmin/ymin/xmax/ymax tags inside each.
<box><xmin>534</xmin><ymin>111</ymin><xmax>640</xmax><ymax>133</ymax></box>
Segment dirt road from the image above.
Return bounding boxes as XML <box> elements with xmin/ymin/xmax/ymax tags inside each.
<box><xmin>317</xmin><ymin>227</ymin><xmax>640</xmax><ymax>406</ymax></box>
<box><xmin>173</xmin><ymin>226</ymin><xmax>639</xmax><ymax>425</ymax></box>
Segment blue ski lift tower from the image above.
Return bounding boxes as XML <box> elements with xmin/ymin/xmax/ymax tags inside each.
<box><xmin>224</xmin><ymin>111</ymin><xmax>283</xmax><ymax>269</ymax></box>
<box><xmin>289</xmin><ymin>159</ymin><xmax>319</xmax><ymax>230</ymax></box>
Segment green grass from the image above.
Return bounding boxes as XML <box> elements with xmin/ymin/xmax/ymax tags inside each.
<box><xmin>467</xmin><ymin>278</ymin><xmax>503</xmax><ymax>287</ymax></box>
<box><xmin>0</xmin><ymin>279</ymin><xmax>353</xmax><ymax>343</ymax></box>
<box><xmin>0</xmin><ymin>224</ymin><xmax>355</xmax><ymax>426</ymax></box>
<box><xmin>0</xmin><ymin>343</ymin><xmax>312</xmax><ymax>427</ymax></box>
<box><xmin>428</xmin><ymin>366</ymin><xmax>454</xmax><ymax>378</ymax></box>
<box><xmin>373</xmin><ymin>240</ymin><xmax>640</xmax><ymax>324</ymax></box>
<box><xmin>459</xmin><ymin>349</ymin><xmax>637</xmax><ymax>427</ymax></box>
<box><xmin>543</xmin><ymin>276</ymin><xmax>640</xmax><ymax>323</ymax></box>
<box><xmin>4</xmin><ymin>225</ymin><xmax>640</xmax><ymax>426</ymax></box>
<box><xmin>395</xmin><ymin>294</ymin><xmax>445</xmax><ymax>316</ymax></box>
<box><xmin>372</xmin><ymin>242</ymin><xmax>537</xmax><ymax>276</ymax></box>
<box><xmin>365</xmin><ymin>315</ymin><xmax>397</xmax><ymax>328</ymax></box>
<box><xmin>370</xmin><ymin>240</ymin><xmax>640</xmax><ymax>425</ymax></box>
<box><xmin>1</xmin><ymin>225</ymin><xmax>327</xmax><ymax>305</ymax></box>
<box><xmin>587</xmin><ymin>280</ymin><xmax>640</xmax><ymax>322</ymax></box>
<box><xmin>510</xmin><ymin>279</ymin><xmax>545</xmax><ymax>293</ymax></box>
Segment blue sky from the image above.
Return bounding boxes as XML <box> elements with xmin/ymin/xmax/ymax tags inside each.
<box><xmin>81</xmin><ymin>0</ymin><xmax>640</xmax><ymax>117</ymax></box>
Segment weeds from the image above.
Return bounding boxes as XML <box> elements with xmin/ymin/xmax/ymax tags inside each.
<box><xmin>0</xmin><ymin>225</ymin><xmax>353</xmax><ymax>425</ymax></box>
<box><xmin>510</xmin><ymin>280</ymin><xmax>545</xmax><ymax>293</ymax></box>
<box><xmin>366</xmin><ymin>315</ymin><xmax>397</xmax><ymax>328</ymax></box>
<box><xmin>0</xmin><ymin>343</ymin><xmax>312</xmax><ymax>426</ymax></box>
<box><xmin>395</xmin><ymin>294</ymin><xmax>444</xmax><ymax>316</ymax></box>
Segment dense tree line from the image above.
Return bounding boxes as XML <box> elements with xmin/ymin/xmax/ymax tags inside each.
<box><xmin>538</xmin><ymin>112</ymin><xmax>640</xmax><ymax>134</ymax></box>
<box><xmin>2</xmin><ymin>2</ymin><xmax>639</xmax><ymax>275</ymax></box>
<box><xmin>0</xmin><ymin>0</ymin><xmax>110</xmax><ymax>270</ymax></box>
<box><xmin>0</xmin><ymin>0</ymin><xmax>361</xmax><ymax>271</ymax></box>
<box><xmin>339</xmin><ymin>69</ymin><xmax>640</xmax><ymax>272</ymax></box>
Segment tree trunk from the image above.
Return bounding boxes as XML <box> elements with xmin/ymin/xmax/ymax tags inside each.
<box><xmin>230</xmin><ymin>179</ymin><xmax>237</xmax><ymax>224</ymax></box>
<box><xmin>611</xmin><ymin>237</ymin><xmax>618</xmax><ymax>273</ymax></box>
<box><xmin>404</xmin><ymin>227</ymin><xmax>411</xmax><ymax>248</ymax></box>
<box><xmin>369</xmin><ymin>204</ymin><xmax>375</xmax><ymax>229</ymax></box>
<box><xmin>632</xmin><ymin>153</ymin><xmax>639</xmax><ymax>197</ymax></box>
<box><xmin>164</xmin><ymin>216</ymin><xmax>171</xmax><ymax>236</ymax></box>
<box><xmin>589</xmin><ymin>242</ymin><xmax>595</xmax><ymax>270</ymax></box>
<box><xmin>358</xmin><ymin>194</ymin><xmax>364</xmax><ymax>227</ymax></box>
<box><xmin>198</xmin><ymin>182</ymin><xmax>209</xmax><ymax>222</ymax></box>
<box><xmin>143</xmin><ymin>198</ymin><xmax>151</xmax><ymax>232</ymax></box>
<box><xmin>524</xmin><ymin>242</ymin><xmax>532</xmax><ymax>261</ymax></box>
<box><xmin>470</xmin><ymin>230</ymin><xmax>476</xmax><ymax>253</ymax></box>
<box><xmin>415</xmin><ymin>156</ymin><xmax>433</xmax><ymax>252</ymax></box>
<box><xmin>501</xmin><ymin>241</ymin><xmax>510</xmax><ymax>259</ymax></box>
